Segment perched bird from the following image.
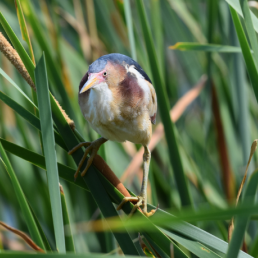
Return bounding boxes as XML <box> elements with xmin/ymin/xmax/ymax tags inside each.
<box><xmin>69</xmin><ymin>53</ymin><xmax>157</xmax><ymax>216</ymax></box>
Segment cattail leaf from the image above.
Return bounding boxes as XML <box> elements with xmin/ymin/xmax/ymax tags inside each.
<box><xmin>0</xmin><ymin>142</ymin><xmax>45</xmax><ymax>249</ymax></box>
<box><xmin>60</xmin><ymin>185</ymin><xmax>75</xmax><ymax>252</ymax></box>
<box><xmin>170</xmin><ymin>43</ymin><xmax>242</xmax><ymax>52</ymax></box>
<box><xmin>35</xmin><ymin>54</ymin><xmax>66</xmax><ymax>253</ymax></box>
<box><xmin>0</xmin><ymin>91</ymin><xmax>66</xmax><ymax>150</ymax></box>
<box><xmin>15</xmin><ymin>0</ymin><xmax>35</xmax><ymax>64</ymax></box>
<box><xmin>0</xmin><ymin>137</ymin><xmax>87</xmax><ymax>191</ymax></box>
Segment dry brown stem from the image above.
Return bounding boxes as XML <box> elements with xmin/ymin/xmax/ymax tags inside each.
<box><xmin>93</xmin><ymin>154</ymin><xmax>132</xmax><ymax>200</ymax></box>
<box><xmin>236</xmin><ymin>140</ymin><xmax>257</xmax><ymax>204</ymax></box>
<box><xmin>59</xmin><ymin>183</ymin><xmax>64</xmax><ymax>194</ymax></box>
<box><xmin>0</xmin><ymin>221</ymin><xmax>44</xmax><ymax>252</ymax></box>
<box><xmin>0</xmin><ymin>33</ymin><xmax>75</xmax><ymax>129</ymax></box>
<box><xmin>0</xmin><ymin>33</ymin><xmax>35</xmax><ymax>90</ymax></box>
<box><xmin>53</xmin><ymin>97</ymin><xmax>75</xmax><ymax>130</ymax></box>
<box><xmin>212</xmin><ymin>84</ymin><xmax>235</xmax><ymax>201</ymax></box>
<box><xmin>228</xmin><ymin>140</ymin><xmax>258</xmax><ymax>242</ymax></box>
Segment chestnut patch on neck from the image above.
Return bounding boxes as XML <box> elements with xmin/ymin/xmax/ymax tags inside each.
<box><xmin>119</xmin><ymin>73</ymin><xmax>144</xmax><ymax>107</ymax></box>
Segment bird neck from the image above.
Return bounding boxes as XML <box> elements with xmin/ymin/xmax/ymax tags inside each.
<box><xmin>90</xmin><ymin>82</ymin><xmax>112</xmax><ymax>103</ymax></box>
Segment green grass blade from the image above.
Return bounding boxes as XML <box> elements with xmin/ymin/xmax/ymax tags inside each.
<box><xmin>150</xmin><ymin>0</ymin><xmax>164</xmax><ymax>77</ymax></box>
<box><xmin>60</xmin><ymin>185</ymin><xmax>75</xmax><ymax>252</ymax></box>
<box><xmin>5</xmin><ymin>136</ymin><xmax>258</xmax><ymax>229</ymax></box>
<box><xmin>84</xmin><ymin>173</ymin><xmax>140</xmax><ymax>256</ymax></box>
<box><xmin>0</xmin><ymin>90</ymin><xmax>39</xmax><ymax>127</ymax></box>
<box><xmin>0</xmin><ymin>90</ymin><xmax>67</xmax><ymax>150</ymax></box>
<box><xmin>13</xmin><ymin>0</ymin><xmax>46</xmax><ymax>156</ymax></box>
<box><xmin>0</xmin><ymin>68</ymin><xmax>35</xmax><ymax>108</ymax></box>
<box><xmin>226</xmin><ymin>0</ymin><xmax>258</xmax><ymax>33</ymax></box>
<box><xmin>0</xmin><ymin>11</ymin><xmax>35</xmax><ymax>81</ymax></box>
<box><xmin>161</xmin><ymin>228</ymin><xmax>222</xmax><ymax>258</ymax></box>
<box><xmin>15</xmin><ymin>0</ymin><xmax>35</xmax><ymax>64</ymax></box>
<box><xmin>239</xmin><ymin>0</ymin><xmax>258</xmax><ymax>69</ymax></box>
<box><xmin>99</xmin><ymin>214</ymin><xmax>115</xmax><ymax>253</ymax></box>
<box><xmin>152</xmin><ymin>208</ymin><xmax>250</xmax><ymax>258</ymax></box>
<box><xmin>0</xmin><ymin>6</ymin><xmax>45</xmax><ymax>156</ymax></box>
<box><xmin>28</xmin><ymin>203</ymin><xmax>53</xmax><ymax>251</ymax></box>
<box><xmin>229</xmin><ymin>18</ymin><xmax>253</xmax><ymax>179</ymax></box>
<box><xmin>0</xmin><ymin>137</ymin><xmax>87</xmax><ymax>191</ymax></box>
<box><xmin>135</xmin><ymin>0</ymin><xmax>192</xmax><ymax>207</ymax></box>
<box><xmin>97</xmin><ymin>173</ymin><xmax>189</xmax><ymax>258</ymax></box>
<box><xmin>230</xmin><ymin>6</ymin><xmax>258</xmax><ymax>102</ymax></box>
<box><xmin>226</xmin><ymin>170</ymin><xmax>258</xmax><ymax>257</ymax></box>
<box><xmin>84</xmin><ymin>201</ymin><xmax>258</xmax><ymax>231</ymax></box>
<box><xmin>35</xmin><ymin>54</ymin><xmax>66</xmax><ymax>253</ymax></box>
<box><xmin>0</xmin><ymin>252</ymin><xmax>143</xmax><ymax>257</ymax></box>
<box><xmin>169</xmin><ymin>0</ymin><xmax>206</xmax><ymax>43</ymax></box>
<box><xmin>203</xmin><ymin>0</ymin><xmax>217</xmax><ymax>176</ymax></box>
<box><xmin>2</xmin><ymin>136</ymin><xmax>254</xmax><ymax>257</ymax></box>
<box><xmin>167</xmin><ymin>0</ymin><xmax>227</xmax><ymax>76</ymax></box>
<box><xmin>170</xmin><ymin>42</ymin><xmax>242</xmax><ymax>52</ymax></box>
<box><xmin>123</xmin><ymin>0</ymin><xmax>136</xmax><ymax>61</ymax></box>
<box><xmin>13</xmin><ymin>0</ymin><xmax>45</xmax><ymax>155</ymax></box>
<box><xmin>249</xmin><ymin>233</ymin><xmax>258</xmax><ymax>257</ymax></box>
<box><xmin>0</xmin><ymin>142</ymin><xmax>45</xmax><ymax>249</ymax></box>
<box><xmin>22</xmin><ymin>0</ymin><xmax>77</xmax><ymax>123</ymax></box>
<box><xmin>142</xmin><ymin>234</ymin><xmax>171</xmax><ymax>258</ymax></box>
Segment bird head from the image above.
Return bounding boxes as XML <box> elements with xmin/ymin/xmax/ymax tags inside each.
<box><xmin>79</xmin><ymin>53</ymin><xmax>152</xmax><ymax>95</ymax></box>
<box><xmin>80</xmin><ymin>70</ymin><xmax>107</xmax><ymax>94</ymax></box>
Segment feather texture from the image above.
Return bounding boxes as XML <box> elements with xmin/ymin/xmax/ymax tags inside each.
<box><xmin>79</xmin><ymin>54</ymin><xmax>157</xmax><ymax>145</ymax></box>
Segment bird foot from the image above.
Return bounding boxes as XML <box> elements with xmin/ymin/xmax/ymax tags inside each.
<box><xmin>116</xmin><ymin>196</ymin><xmax>157</xmax><ymax>217</ymax></box>
<box><xmin>68</xmin><ymin>137</ymin><xmax>107</xmax><ymax>180</ymax></box>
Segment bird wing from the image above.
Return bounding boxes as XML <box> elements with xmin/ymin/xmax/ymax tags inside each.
<box><xmin>125</xmin><ymin>65</ymin><xmax>156</xmax><ymax>124</ymax></box>
<box><xmin>146</xmin><ymin>81</ymin><xmax>157</xmax><ymax>124</ymax></box>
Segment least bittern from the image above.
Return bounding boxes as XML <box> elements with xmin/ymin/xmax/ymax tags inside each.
<box><xmin>69</xmin><ymin>53</ymin><xmax>157</xmax><ymax>216</ymax></box>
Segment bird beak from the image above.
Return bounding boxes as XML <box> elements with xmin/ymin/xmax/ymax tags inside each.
<box><xmin>80</xmin><ymin>72</ymin><xmax>104</xmax><ymax>94</ymax></box>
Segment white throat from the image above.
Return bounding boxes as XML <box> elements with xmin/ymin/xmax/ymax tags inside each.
<box><xmin>88</xmin><ymin>82</ymin><xmax>114</xmax><ymax>122</ymax></box>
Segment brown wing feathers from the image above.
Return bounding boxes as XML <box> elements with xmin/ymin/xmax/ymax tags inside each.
<box><xmin>147</xmin><ymin>80</ymin><xmax>157</xmax><ymax>124</ymax></box>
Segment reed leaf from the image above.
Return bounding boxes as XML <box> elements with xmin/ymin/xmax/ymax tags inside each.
<box><xmin>170</xmin><ymin>43</ymin><xmax>242</xmax><ymax>52</ymax></box>
<box><xmin>0</xmin><ymin>90</ymin><xmax>66</xmax><ymax>150</ymax></box>
<box><xmin>135</xmin><ymin>0</ymin><xmax>192</xmax><ymax>207</ymax></box>
<box><xmin>35</xmin><ymin>54</ymin><xmax>66</xmax><ymax>253</ymax></box>
<box><xmin>0</xmin><ymin>142</ymin><xmax>45</xmax><ymax>249</ymax></box>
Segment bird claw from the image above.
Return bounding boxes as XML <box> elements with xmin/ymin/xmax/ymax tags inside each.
<box><xmin>148</xmin><ymin>203</ymin><xmax>159</xmax><ymax>217</ymax></box>
<box><xmin>68</xmin><ymin>138</ymin><xmax>106</xmax><ymax>180</ymax></box>
<box><xmin>117</xmin><ymin>196</ymin><xmax>157</xmax><ymax>217</ymax></box>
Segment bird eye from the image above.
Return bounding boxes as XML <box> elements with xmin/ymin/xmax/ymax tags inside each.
<box><xmin>103</xmin><ymin>72</ymin><xmax>107</xmax><ymax>77</ymax></box>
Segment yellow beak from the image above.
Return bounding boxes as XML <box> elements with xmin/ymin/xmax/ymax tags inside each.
<box><xmin>80</xmin><ymin>76</ymin><xmax>99</xmax><ymax>94</ymax></box>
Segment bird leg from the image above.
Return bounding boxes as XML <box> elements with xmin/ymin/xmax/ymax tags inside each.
<box><xmin>117</xmin><ymin>145</ymin><xmax>155</xmax><ymax>217</ymax></box>
<box><xmin>68</xmin><ymin>137</ymin><xmax>107</xmax><ymax>179</ymax></box>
